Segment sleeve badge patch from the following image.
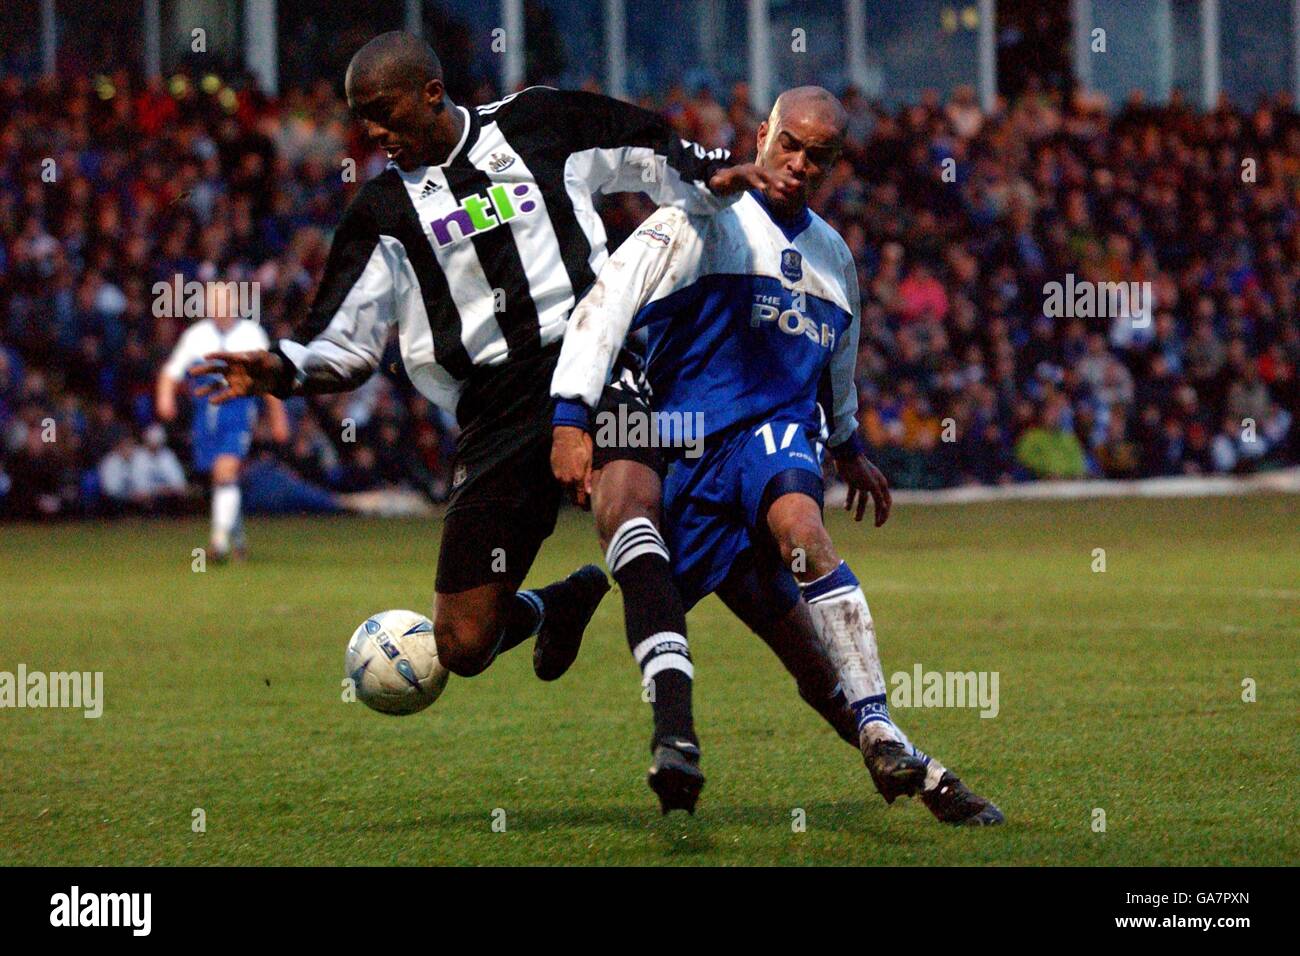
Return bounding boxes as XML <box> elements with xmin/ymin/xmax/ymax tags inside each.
<box><xmin>634</xmin><ymin>222</ymin><xmax>675</xmax><ymax>247</ymax></box>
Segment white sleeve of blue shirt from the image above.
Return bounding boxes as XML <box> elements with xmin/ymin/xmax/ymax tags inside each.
<box><xmin>551</xmin><ymin>208</ymin><xmax>692</xmax><ymax>416</ymax></box>
<box><xmin>827</xmin><ymin>257</ymin><xmax>862</xmax><ymax>449</ymax></box>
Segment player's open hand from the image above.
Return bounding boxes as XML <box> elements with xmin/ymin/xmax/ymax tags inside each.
<box><xmin>837</xmin><ymin>453</ymin><xmax>892</xmax><ymax>527</ymax></box>
<box><xmin>551</xmin><ymin>425</ymin><xmax>594</xmax><ymax>510</ymax></box>
<box><xmin>709</xmin><ymin>162</ymin><xmax>800</xmax><ymax>198</ymax></box>
<box><xmin>190</xmin><ymin>350</ymin><xmax>285</xmax><ymax>404</ymax></box>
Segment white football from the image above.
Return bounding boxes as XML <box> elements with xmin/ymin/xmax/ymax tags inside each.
<box><xmin>345</xmin><ymin>610</ymin><xmax>449</xmax><ymax>715</ymax></box>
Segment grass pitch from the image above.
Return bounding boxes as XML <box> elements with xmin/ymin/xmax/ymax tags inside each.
<box><xmin>2</xmin><ymin>495</ymin><xmax>1296</xmax><ymax>866</ymax></box>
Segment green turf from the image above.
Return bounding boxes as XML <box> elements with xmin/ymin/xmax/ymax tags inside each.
<box><xmin>1</xmin><ymin>495</ymin><xmax>1296</xmax><ymax>866</ymax></box>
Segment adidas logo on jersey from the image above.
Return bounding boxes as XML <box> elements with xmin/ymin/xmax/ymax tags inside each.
<box><xmin>428</xmin><ymin>183</ymin><xmax>539</xmax><ymax>248</ymax></box>
<box><xmin>420</xmin><ymin>180</ymin><xmax>442</xmax><ymax>199</ymax></box>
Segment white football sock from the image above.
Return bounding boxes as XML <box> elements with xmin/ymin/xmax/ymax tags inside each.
<box><xmin>803</xmin><ymin>563</ymin><xmax>953</xmax><ymax>789</ymax></box>
<box><xmin>800</xmin><ymin>562</ymin><xmax>902</xmax><ymax>747</ymax></box>
<box><xmin>211</xmin><ymin>483</ymin><xmax>241</xmax><ymax>553</ymax></box>
<box><xmin>808</xmin><ymin>584</ymin><xmax>950</xmax><ymax>788</ymax></box>
<box><xmin>890</xmin><ymin>724</ymin><xmax>949</xmax><ymax>791</ymax></box>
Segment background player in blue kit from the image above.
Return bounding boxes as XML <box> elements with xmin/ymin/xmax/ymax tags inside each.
<box><xmin>157</xmin><ymin>284</ymin><xmax>289</xmax><ymax>561</ymax></box>
<box><xmin>552</xmin><ymin>86</ymin><xmax>1001</xmax><ymax>825</ymax></box>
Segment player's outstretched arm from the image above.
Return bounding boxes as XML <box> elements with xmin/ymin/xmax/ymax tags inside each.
<box><xmin>190</xmin><ymin>350</ymin><xmax>286</xmax><ymax>404</ymax></box>
<box><xmin>550</xmin><ymin>208</ymin><xmax>691</xmax><ymax>504</ymax></box>
<box><xmin>157</xmin><ymin>323</ymin><xmax>202</xmax><ymax>420</ymax></box>
<box><xmin>264</xmin><ymin>395</ymin><xmax>292</xmax><ymax>445</ymax></box>
<box><xmin>551</xmin><ymin>210</ymin><xmax>688</xmax><ymax>415</ymax></box>
<box><xmin>155</xmin><ymin>371</ymin><xmax>179</xmax><ymax>422</ymax></box>
<box><xmin>252</xmin><ymin>185</ymin><xmax>394</xmax><ymax>400</ymax></box>
<box><xmin>538</xmin><ymin>88</ymin><xmax>796</xmax><ymax>214</ymax></box>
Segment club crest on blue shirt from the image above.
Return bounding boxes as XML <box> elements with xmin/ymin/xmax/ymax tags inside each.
<box><xmin>781</xmin><ymin>249</ymin><xmax>803</xmax><ymax>283</ymax></box>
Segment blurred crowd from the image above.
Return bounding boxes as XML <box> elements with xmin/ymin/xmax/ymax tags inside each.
<box><xmin>0</xmin><ymin>70</ymin><xmax>459</xmax><ymax>518</ymax></box>
<box><xmin>1</xmin><ymin>67</ymin><xmax>1296</xmax><ymax>518</ymax></box>
<box><xmin>643</xmin><ymin>79</ymin><xmax>1298</xmax><ymax>488</ymax></box>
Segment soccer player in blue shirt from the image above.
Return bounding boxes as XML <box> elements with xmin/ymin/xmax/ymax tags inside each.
<box><xmin>157</xmin><ymin>283</ymin><xmax>289</xmax><ymax>561</ymax></box>
<box><xmin>551</xmin><ymin>87</ymin><xmax>1001</xmax><ymax>825</ymax></box>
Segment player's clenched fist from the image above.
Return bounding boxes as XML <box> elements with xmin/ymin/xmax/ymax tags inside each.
<box><xmin>189</xmin><ymin>350</ymin><xmax>287</xmax><ymax>404</ymax></box>
<box><xmin>551</xmin><ymin>425</ymin><xmax>594</xmax><ymax>509</ymax></box>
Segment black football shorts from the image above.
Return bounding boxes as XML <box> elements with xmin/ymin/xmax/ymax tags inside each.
<box><xmin>590</xmin><ymin>348</ymin><xmax>666</xmax><ymax>475</ymax></box>
<box><xmin>435</xmin><ymin>344</ymin><xmax>563</xmax><ymax>594</ymax></box>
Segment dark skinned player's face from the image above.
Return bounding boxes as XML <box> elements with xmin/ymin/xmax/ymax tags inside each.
<box><xmin>755</xmin><ymin>108</ymin><xmax>843</xmax><ymax>216</ymax></box>
<box><xmin>347</xmin><ymin>73</ymin><xmax>445</xmax><ymax>172</ymax></box>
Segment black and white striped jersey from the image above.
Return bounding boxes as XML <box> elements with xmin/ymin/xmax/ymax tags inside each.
<box><xmin>271</xmin><ymin>86</ymin><xmax>734</xmax><ymax>424</ymax></box>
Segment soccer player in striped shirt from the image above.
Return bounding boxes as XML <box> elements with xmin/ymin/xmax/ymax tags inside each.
<box><xmin>190</xmin><ymin>33</ymin><xmax>793</xmax><ymax>785</ymax></box>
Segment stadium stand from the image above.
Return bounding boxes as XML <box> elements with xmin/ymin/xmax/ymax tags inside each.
<box><xmin>1</xmin><ymin>69</ymin><xmax>1295</xmax><ymax>517</ymax></box>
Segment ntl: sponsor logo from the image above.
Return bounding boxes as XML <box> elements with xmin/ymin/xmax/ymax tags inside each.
<box><xmin>889</xmin><ymin>664</ymin><xmax>999</xmax><ymax>718</ymax></box>
<box><xmin>0</xmin><ymin>665</ymin><xmax>102</xmax><ymax>718</ymax></box>
<box><xmin>50</xmin><ymin>886</ymin><xmax>151</xmax><ymax>936</ymax></box>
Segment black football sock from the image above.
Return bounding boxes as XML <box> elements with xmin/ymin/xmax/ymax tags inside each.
<box><xmin>495</xmin><ymin>567</ymin><xmax>605</xmax><ymax>655</ymax></box>
<box><xmin>494</xmin><ymin>589</ymin><xmax>547</xmax><ymax>655</ymax></box>
<box><xmin>606</xmin><ymin>518</ymin><xmax>697</xmax><ymax>749</ymax></box>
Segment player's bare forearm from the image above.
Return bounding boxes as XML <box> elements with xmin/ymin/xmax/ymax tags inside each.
<box><xmin>155</xmin><ymin>375</ymin><xmax>178</xmax><ymax>422</ymax></box>
<box><xmin>265</xmin><ymin>395</ymin><xmax>292</xmax><ymax>444</ymax></box>
<box><xmin>551</xmin><ymin>425</ymin><xmax>594</xmax><ymax>509</ymax></box>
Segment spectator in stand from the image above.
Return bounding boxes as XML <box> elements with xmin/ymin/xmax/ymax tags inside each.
<box><xmin>1227</xmin><ymin>361</ymin><xmax>1272</xmax><ymax>430</ymax></box>
<box><xmin>1096</xmin><ymin>414</ymin><xmax>1141</xmax><ymax>479</ymax></box>
<box><xmin>896</xmin><ymin>260</ymin><xmax>949</xmax><ymax>325</ymax></box>
<box><xmin>131</xmin><ymin>424</ymin><xmax>188</xmax><ymax>505</ymax></box>
<box><xmin>1015</xmin><ymin>397</ymin><xmax>1088</xmax><ymax>480</ymax></box>
<box><xmin>6</xmin><ymin>423</ymin><xmax>76</xmax><ymax>517</ymax></box>
<box><xmin>98</xmin><ymin>423</ymin><xmax>187</xmax><ymax>511</ymax></box>
<box><xmin>96</xmin><ymin>427</ymin><xmax>137</xmax><ymax>507</ymax></box>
